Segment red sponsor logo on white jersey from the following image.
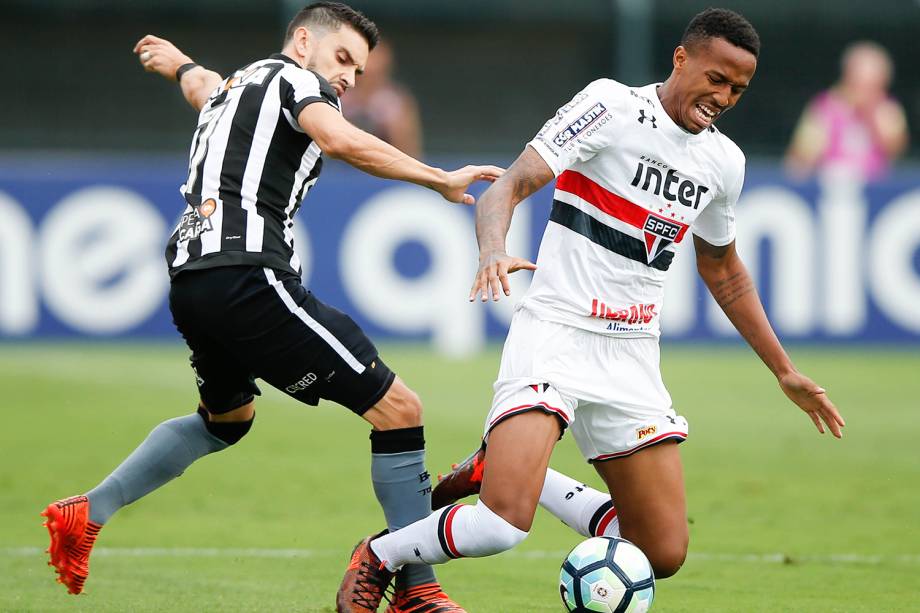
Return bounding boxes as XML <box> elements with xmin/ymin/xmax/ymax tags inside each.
<box><xmin>590</xmin><ymin>299</ymin><xmax>657</xmax><ymax>324</ymax></box>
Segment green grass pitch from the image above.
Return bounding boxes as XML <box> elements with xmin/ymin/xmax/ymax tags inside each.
<box><xmin>1</xmin><ymin>343</ymin><xmax>918</xmax><ymax>612</ymax></box>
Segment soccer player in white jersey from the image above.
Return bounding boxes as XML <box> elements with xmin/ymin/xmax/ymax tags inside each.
<box><xmin>337</xmin><ymin>8</ymin><xmax>846</xmax><ymax>608</ymax></box>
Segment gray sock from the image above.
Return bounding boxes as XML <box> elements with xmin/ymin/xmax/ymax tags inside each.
<box><xmin>370</xmin><ymin>427</ymin><xmax>437</xmax><ymax>588</ymax></box>
<box><xmin>86</xmin><ymin>412</ymin><xmax>228</xmax><ymax>525</ymax></box>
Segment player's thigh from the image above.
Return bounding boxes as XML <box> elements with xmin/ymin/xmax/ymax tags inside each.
<box><xmin>479</xmin><ymin>410</ymin><xmax>563</xmax><ymax>532</ymax></box>
<box><xmin>593</xmin><ymin>440</ymin><xmax>688</xmax><ymax>576</ymax></box>
<box><xmin>169</xmin><ymin>270</ymin><xmax>262</xmax><ymax>415</ymax></box>
<box><xmin>231</xmin><ymin>269</ymin><xmax>396</xmax><ymax>417</ymax></box>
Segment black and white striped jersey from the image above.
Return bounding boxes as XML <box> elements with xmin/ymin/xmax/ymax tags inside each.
<box><xmin>165</xmin><ymin>53</ymin><xmax>339</xmax><ymax>278</ymax></box>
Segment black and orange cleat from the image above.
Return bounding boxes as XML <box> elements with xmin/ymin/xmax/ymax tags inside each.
<box><xmin>41</xmin><ymin>495</ymin><xmax>102</xmax><ymax>595</ymax></box>
<box><xmin>430</xmin><ymin>446</ymin><xmax>486</xmax><ymax>510</ymax></box>
<box><xmin>384</xmin><ymin>582</ymin><xmax>466</xmax><ymax>613</ymax></box>
<box><xmin>336</xmin><ymin>530</ymin><xmax>394</xmax><ymax>613</ymax></box>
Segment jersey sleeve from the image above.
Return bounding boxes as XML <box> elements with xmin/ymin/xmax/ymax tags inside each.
<box><xmin>692</xmin><ymin>148</ymin><xmax>745</xmax><ymax>246</ymax></box>
<box><xmin>527</xmin><ymin>79</ymin><xmax>623</xmax><ymax>176</ymax></box>
<box><xmin>281</xmin><ymin>67</ymin><xmax>340</xmax><ymax>119</ymax></box>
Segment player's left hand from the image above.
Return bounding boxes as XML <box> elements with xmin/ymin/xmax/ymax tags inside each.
<box><xmin>439</xmin><ymin>165</ymin><xmax>505</xmax><ymax>205</ymax></box>
<box><xmin>778</xmin><ymin>371</ymin><xmax>845</xmax><ymax>438</ymax></box>
<box><xmin>134</xmin><ymin>35</ymin><xmax>194</xmax><ymax>81</ymax></box>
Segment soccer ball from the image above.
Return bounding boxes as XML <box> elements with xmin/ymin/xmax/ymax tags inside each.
<box><xmin>559</xmin><ymin>536</ymin><xmax>655</xmax><ymax>612</ymax></box>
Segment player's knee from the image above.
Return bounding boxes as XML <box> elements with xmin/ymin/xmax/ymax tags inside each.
<box><xmin>386</xmin><ymin>384</ymin><xmax>423</xmax><ymax>427</ymax></box>
<box><xmin>484</xmin><ymin>519</ymin><xmax>528</xmax><ymax>554</ymax></box>
<box><xmin>463</xmin><ymin>500</ymin><xmax>529</xmax><ymax>556</ymax></box>
<box><xmin>485</xmin><ymin>497</ymin><xmax>538</xmax><ymax>533</ymax></box>
<box><xmin>646</xmin><ymin>539</ymin><xmax>688</xmax><ymax>579</ymax></box>
<box><xmin>196</xmin><ymin>405</ymin><xmax>255</xmax><ymax>445</ymax></box>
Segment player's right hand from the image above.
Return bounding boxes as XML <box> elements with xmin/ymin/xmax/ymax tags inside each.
<box><xmin>469</xmin><ymin>251</ymin><xmax>537</xmax><ymax>302</ymax></box>
<box><xmin>439</xmin><ymin>165</ymin><xmax>505</xmax><ymax>205</ymax></box>
<box><xmin>134</xmin><ymin>35</ymin><xmax>194</xmax><ymax>81</ymax></box>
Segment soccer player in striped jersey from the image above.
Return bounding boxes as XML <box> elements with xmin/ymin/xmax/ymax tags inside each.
<box><xmin>338</xmin><ymin>9</ymin><xmax>846</xmax><ymax>608</ymax></box>
<box><xmin>41</xmin><ymin>4</ymin><xmax>495</xmax><ymax>611</ymax></box>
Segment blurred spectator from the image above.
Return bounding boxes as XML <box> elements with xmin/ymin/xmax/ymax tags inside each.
<box><xmin>341</xmin><ymin>39</ymin><xmax>423</xmax><ymax>158</ymax></box>
<box><xmin>785</xmin><ymin>41</ymin><xmax>908</xmax><ymax>182</ymax></box>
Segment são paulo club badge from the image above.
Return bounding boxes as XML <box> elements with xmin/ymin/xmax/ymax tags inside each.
<box><xmin>641</xmin><ymin>214</ymin><xmax>682</xmax><ymax>263</ymax></box>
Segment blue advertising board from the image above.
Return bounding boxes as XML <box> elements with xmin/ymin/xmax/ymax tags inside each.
<box><xmin>1</xmin><ymin>155</ymin><xmax>918</xmax><ymax>352</ymax></box>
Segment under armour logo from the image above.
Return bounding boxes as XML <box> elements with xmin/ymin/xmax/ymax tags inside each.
<box><xmin>638</xmin><ymin>109</ymin><xmax>657</xmax><ymax>128</ymax></box>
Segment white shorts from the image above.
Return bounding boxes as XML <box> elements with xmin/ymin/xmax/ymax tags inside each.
<box><xmin>484</xmin><ymin>307</ymin><xmax>688</xmax><ymax>462</ymax></box>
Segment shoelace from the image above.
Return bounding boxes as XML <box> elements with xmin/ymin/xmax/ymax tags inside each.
<box><xmin>351</xmin><ymin>560</ymin><xmax>391</xmax><ymax>608</ymax></box>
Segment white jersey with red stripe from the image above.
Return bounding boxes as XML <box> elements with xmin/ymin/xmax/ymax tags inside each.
<box><xmin>523</xmin><ymin>79</ymin><xmax>746</xmax><ymax>337</ymax></box>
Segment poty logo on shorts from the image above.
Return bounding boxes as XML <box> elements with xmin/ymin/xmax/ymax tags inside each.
<box><xmin>553</xmin><ymin>102</ymin><xmax>608</xmax><ymax>146</ymax></box>
<box><xmin>636</xmin><ymin>425</ymin><xmax>657</xmax><ymax>440</ymax></box>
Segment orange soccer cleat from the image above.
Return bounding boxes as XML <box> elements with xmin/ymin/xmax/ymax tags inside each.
<box><xmin>336</xmin><ymin>531</ymin><xmax>394</xmax><ymax>613</ymax></box>
<box><xmin>384</xmin><ymin>582</ymin><xmax>466</xmax><ymax>613</ymax></box>
<box><xmin>41</xmin><ymin>495</ymin><xmax>102</xmax><ymax>595</ymax></box>
<box><xmin>430</xmin><ymin>446</ymin><xmax>486</xmax><ymax>510</ymax></box>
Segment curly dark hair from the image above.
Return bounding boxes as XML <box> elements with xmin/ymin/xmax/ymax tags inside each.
<box><xmin>681</xmin><ymin>8</ymin><xmax>760</xmax><ymax>58</ymax></box>
<box><xmin>284</xmin><ymin>2</ymin><xmax>380</xmax><ymax>50</ymax></box>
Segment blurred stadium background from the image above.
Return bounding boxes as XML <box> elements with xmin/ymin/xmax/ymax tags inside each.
<box><xmin>2</xmin><ymin>1</ymin><xmax>919</xmax><ymax>611</ymax></box>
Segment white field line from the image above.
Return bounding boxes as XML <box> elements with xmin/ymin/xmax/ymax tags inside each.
<box><xmin>3</xmin><ymin>547</ymin><xmax>919</xmax><ymax>565</ymax></box>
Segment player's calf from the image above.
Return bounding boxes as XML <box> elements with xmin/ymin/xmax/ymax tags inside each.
<box><xmin>364</xmin><ymin>377</ymin><xmax>442</xmax><ymax>589</ymax></box>
<box><xmin>368</xmin><ymin>499</ymin><xmax>528</xmax><ymax>569</ymax></box>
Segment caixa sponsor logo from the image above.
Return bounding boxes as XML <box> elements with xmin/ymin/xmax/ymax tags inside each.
<box><xmin>2</xmin><ymin>166</ymin><xmax>920</xmax><ymax>347</ymax></box>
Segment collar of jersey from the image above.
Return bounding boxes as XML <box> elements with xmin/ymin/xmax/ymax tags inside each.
<box><xmin>270</xmin><ymin>53</ymin><xmax>300</xmax><ymax>67</ymax></box>
<box><xmin>643</xmin><ymin>82</ymin><xmax>699</xmax><ymax>143</ymax></box>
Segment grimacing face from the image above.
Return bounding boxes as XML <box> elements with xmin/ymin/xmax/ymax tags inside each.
<box><xmin>669</xmin><ymin>36</ymin><xmax>757</xmax><ymax>134</ymax></box>
<box><xmin>297</xmin><ymin>24</ymin><xmax>370</xmax><ymax>98</ymax></box>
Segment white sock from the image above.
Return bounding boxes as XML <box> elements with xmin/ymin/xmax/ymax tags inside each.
<box><xmin>370</xmin><ymin>499</ymin><xmax>528</xmax><ymax>570</ymax></box>
<box><xmin>539</xmin><ymin>468</ymin><xmax>620</xmax><ymax>537</ymax></box>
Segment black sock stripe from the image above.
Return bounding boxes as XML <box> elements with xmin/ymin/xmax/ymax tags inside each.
<box><xmin>436</xmin><ymin>505</ymin><xmax>460</xmax><ymax>559</ymax></box>
<box><xmin>370</xmin><ymin>426</ymin><xmax>425</xmax><ymax>453</ymax></box>
<box><xmin>588</xmin><ymin>500</ymin><xmax>615</xmax><ymax>537</ymax></box>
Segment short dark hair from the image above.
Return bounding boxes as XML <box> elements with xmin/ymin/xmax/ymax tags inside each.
<box><xmin>284</xmin><ymin>2</ymin><xmax>380</xmax><ymax>50</ymax></box>
<box><xmin>682</xmin><ymin>8</ymin><xmax>760</xmax><ymax>58</ymax></box>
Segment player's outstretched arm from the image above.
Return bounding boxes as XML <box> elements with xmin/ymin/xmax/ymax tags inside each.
<box><xmin>297</xmin><ymin>102</ymin><xmax>502</xmax><ymax>204</ymax></box>
<box><xmin>134</xmin><ymin>35</ymin><xmax>223</xmax><ymax>112</ymax></box>
<box><xmin>469</xmin><ymin>145</ymin><xmax>552</xmax><ymax>302</ymax></box>
<box><xmin>694</xmin><ymin>236</ymin><xmax>845</xmax><ymax>438</ymax></box>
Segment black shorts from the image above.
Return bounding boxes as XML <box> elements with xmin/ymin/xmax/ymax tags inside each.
<box><xmin>168</xmin><ymin>265</ymin><xmax>395</xmax><ymax>415</ymax></box>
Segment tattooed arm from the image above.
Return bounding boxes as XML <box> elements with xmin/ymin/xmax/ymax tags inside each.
<box><xmin>694</xmin><ymin>236</ymin><xmax>845</xmax><ymax>437</ymax></box>
<box><xmin>469</xmin><ymin>146</ymin><xmax>552</xmax><ymax>302</ymax></box>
